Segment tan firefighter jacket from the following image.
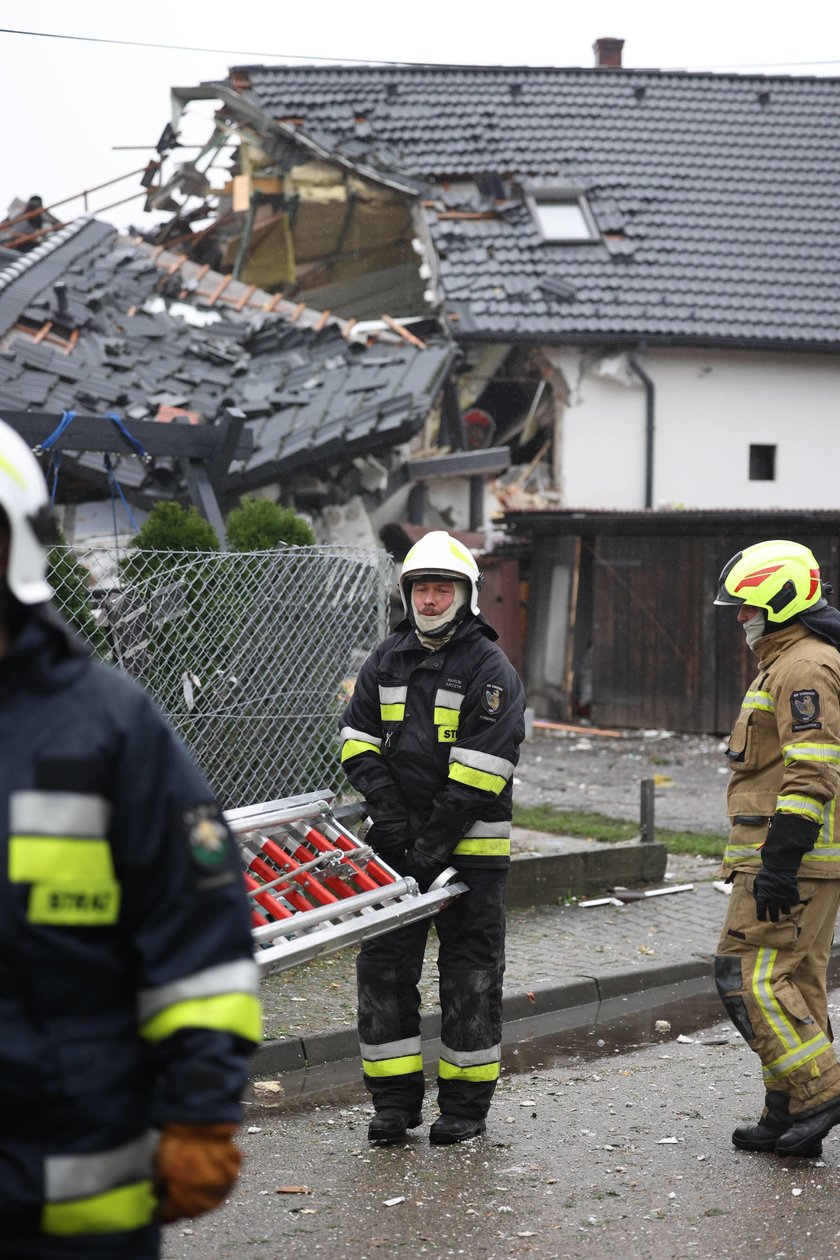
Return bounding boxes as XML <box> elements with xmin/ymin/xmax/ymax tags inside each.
<box><xmin>722</xmin><ymin>621</ymin><xmax>840</xmax><ymax>878</ymax></box>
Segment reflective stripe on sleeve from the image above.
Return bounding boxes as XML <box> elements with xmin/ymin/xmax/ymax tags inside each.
<box><xmin>743</xmin><ymin>691</ymin><xmax>775</xmax><ymax>713</ymax></box>
<box><xmin>339</xmin><ymin>725</ymin><xmax>382</xmax><ymax>763</ymax></box>
<box><xmin>448</xmin><ymin>747</ymin><xmax>514</xmax><ymax>796</ymax></box>
<box><xmin>776</xmin><ymin>794</ymin><xmax>824</xmax><ymax>823</ymax></box>
<box><xmin>453</xmin><ymin>837</ymin><xmax>511</xmax><ymax>857</ymax></box>
<box><xmin>42</xmin><ymin>1132</ymin><xmax>158</xmax><ymax>1236</ymax></box>
<box><xmin>782</xmin><ymin>742</ymin><xmax>840</xmax><ymax>766</ymax></box>
<box><xmin>138</xmin><ymin>959</ymin><xmax>261</xmax><ymax>1044</ymax></box>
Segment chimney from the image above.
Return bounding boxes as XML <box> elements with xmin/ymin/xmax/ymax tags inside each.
<box><xmin>593</xmin><ymin>37</ymin><xmax>624</xmax><ymax>68</ymax></box>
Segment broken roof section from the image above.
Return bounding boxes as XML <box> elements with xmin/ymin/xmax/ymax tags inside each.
<box><xmin>154</xmin><ymin>63</ymin><xmax>840</xmax><ymax>350</ymax></box>
<box><xmin>0</xmin><ymin>216</ymin><xmax>455</xmax><ymax>502</ymax></box>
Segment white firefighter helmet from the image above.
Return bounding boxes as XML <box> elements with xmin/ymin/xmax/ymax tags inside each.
<box><xmin>398</xmin><ymin>530</ymin><xmax>482</xmax><ymax>616</ymax></box>
<box><xmin>0</xmin><ymin>417</ymin><xmax>55</xmax><ymax>604</ymax></box>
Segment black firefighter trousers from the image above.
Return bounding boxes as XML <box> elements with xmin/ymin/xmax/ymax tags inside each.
<box><xmin>356</xmin><ymin>867</ymin><xmax>507</xmax><ymax>1121</ymax></box>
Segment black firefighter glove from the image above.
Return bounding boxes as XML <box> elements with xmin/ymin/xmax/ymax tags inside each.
<box><xmin>754</xmin><ymin>810</ymin><xmax>820</xmax><ymax>923</ymax></box>
<box><xmin>405</xmin><ymin>842</ymin><xmax>448</xmax><ymax>893</ymax></box>
<box><xmin>366</xmin><ymin>817</ymin><xmax>410</xmax><ymax>866</ymax></box>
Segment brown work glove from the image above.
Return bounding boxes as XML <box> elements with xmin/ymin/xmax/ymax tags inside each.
<box><xmin>154</xmin><ymin>1122</ymin><xmax>242</xmax><ymax>1224</ymax></box>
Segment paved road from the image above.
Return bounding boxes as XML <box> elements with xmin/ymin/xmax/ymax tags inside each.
<box><xmin>162</xmin><ymin>986</ymin><xmax>840</xmax><ymax>1260</ymax></box>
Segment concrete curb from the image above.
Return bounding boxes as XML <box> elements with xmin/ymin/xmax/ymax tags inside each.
<box><xmin>506</xmin><ymin>842</ymin><xmax>668</xmax><ymax>907</ymax></box>
<box><xmin>251</xmin><ymin>955</ymin><xmax>715</xmax><ymax>1078</ymax></box>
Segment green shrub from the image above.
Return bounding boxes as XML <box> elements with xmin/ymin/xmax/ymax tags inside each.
<box><xmin>226</xmin><ymin>496</ymin><xmax>315</xmax><ymax>551</ymax></box>
<box><xmin>131</xmin><ymin>501</ymin><xmax>220</xmax><ymax>553</ymax></box>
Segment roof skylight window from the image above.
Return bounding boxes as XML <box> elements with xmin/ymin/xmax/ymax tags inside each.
<box><xmin>526</xmin><ymin>187</ymin><xmax>598</xmax><ymax>242</ymax></box>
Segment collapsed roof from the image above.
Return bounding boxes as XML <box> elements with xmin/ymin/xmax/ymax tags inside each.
<box><xmin>0</xmin><ymin>216</ymin><xmax>456</xmax><ymax>506</ymax></box>
<box><xmin>153</xmin><ymin>63</ymin><xmax>840</xmax><ymax>350</ymax></box>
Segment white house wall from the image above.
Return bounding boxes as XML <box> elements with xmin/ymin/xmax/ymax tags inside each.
<box><xmin>545</xmin><ymin>347</ymin><xmax>840</xmax><ymax>511</ymax></box>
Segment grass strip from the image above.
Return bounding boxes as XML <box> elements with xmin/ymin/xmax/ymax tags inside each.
<box><xmin>513</xmin><ymin>802</ymin><xmax>726</xmax><ymax>859</ymax></box>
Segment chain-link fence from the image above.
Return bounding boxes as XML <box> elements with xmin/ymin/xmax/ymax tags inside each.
<box><xmin>48</xmin><ymin>543</ymin><xmax>393</xmax><ymax>808</ymax></box>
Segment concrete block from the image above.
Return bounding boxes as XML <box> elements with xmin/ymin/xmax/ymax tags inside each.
<box><xmin>507</xmin><ymin>842</ymin><xmax>668</xmax><ymax>907</ymax></box>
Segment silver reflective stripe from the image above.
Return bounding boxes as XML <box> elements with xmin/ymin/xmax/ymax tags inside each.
<box><xmin>378</xmin><ymin>686</ymin><xmax>408</xmax><ymax>705</ymax></box>
<box><xmin>340</xmin><ymin>725</ymin><xmax>382</xmax><ymax>749</ymax></box>
<box><xmin>435</xmin><ymin>689</ymin><xmax>464</xmax><ymax>711</ymax></box>
<box><xmin>45</xmin><ymin>1131</ymin><xmax>158</xmax><ymax>1201</ymax></box>
<box><xmin>464</xmin><ymin>820</ymin><xmax>511</xmax><ymax>838</ymax></box>
<box><xmin>450</xmin><ymin>747</ymin><xmax>515</xmax><ymax>780</ymax></box>
<box><xmin>359</xmin><ymin>1035</ymin><xmax>422</xmax><ymax>1061</ymax></box>
<box><xmin>439</xmin><ymin>1041</ymin><xmax>501</xmax><ymax>1066</ymax></box>
<box><xmin>138</xmin><ymin>958</ymin><xmax>259</xmax><ymax>1024</ymax></box>
<box><xmin>10</xmin><ymin>792</ymin><xmax>110</xmax><ymax>837</ymax></box>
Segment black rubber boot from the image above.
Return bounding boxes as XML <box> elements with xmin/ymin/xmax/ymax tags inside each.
<box><xmin>367</xmin><ymin>1108</ymin><xmax>423</xmax><ymax>1143</ymax></box>
<box><xmin>775</xmin><ymin>1094</ymin><xmax>840</xmax><ymax>1158</ymax></box>
<box><xmin>429</xmin><ymin>1114</ymin><xmax>486</xmax><ymax>1145</ymax></box>
<box><xmin>732</xmin><ymin>1091</ymin><xmax>822</xmax><ymax>1157</ymax></box>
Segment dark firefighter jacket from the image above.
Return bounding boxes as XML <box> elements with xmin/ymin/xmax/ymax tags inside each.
<box><xmin>339</xmin><ymin>612</ymin><xmax>526</xmax><ymax>869</ymax></box>
<box><xmin>0</xmin><ymin>607</ymin><xmax>261</xmax><ymax>1243</ymax></box>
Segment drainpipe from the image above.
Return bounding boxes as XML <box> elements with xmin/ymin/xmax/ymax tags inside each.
<box><xmin>628</xmin><ymin>352</ymin><xmax>655</xmax><ymax>510</ymax></box>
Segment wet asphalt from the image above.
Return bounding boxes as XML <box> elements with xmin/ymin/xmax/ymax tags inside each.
<box><xmin>161</xmin><ymin>985</ymin><xmax>840</xmax><ymax>1260</ymax></box>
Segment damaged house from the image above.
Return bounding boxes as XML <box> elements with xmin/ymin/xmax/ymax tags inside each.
<box><xmin>0</xmin><ymin>216</ymin><xmax>457</xmax><ymax>548</ymax></box>
<box><xmin>133</xmin><ymin>43</ymin><xmax>840</xmax><ymax>730</ymax></box>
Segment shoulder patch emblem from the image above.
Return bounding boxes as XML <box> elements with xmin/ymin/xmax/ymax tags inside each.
<box><xmin>483</xmin><ymin>684</ymin><xmax>505</xmax><ymax>715</ymax></box>
<box><xmin>183</xmin><ymin>803</ymin><xmax>231</xmax><ymax>871</ymax></box>
<box><xmin>790</xmin><ymin>689</ymin><xmax>820</xmax><ymax>725</ymax></box>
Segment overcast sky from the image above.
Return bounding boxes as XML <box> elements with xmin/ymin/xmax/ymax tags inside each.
<box><xmin>3</xmin><ymin>1</ymin><xmax>839</xmax><ymax>235</ymax></box>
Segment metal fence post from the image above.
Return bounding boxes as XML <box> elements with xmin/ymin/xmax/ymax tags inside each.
<box><xmin>640</xmin><ymin>777</ymin><xmax>655</xmax><ymax>843</ymax></box>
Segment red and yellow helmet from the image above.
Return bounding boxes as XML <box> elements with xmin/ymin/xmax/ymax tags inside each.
<box><xmin>714</xmin><ymin>539</ymin><xmax>824</xmax><ymax>623</ymax></box>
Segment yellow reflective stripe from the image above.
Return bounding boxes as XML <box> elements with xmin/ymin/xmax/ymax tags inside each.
<box><xmin>140</xmin><ymin>992</ymin><xmax>262</xmax><ymax>1044</ymax></box>
<box><xmin>763</xmin><ymin>1032</ymin><xmax>833</xmax><ymax>1082</ymax></box>
<box><xmin>452</xmin><ymin>837</ymin><xmax>511</xmax><ymax>857</ymax></box>
<box><xmin>722</xmin><ymin>842</ymin><xmax>763</xmax><ymax>863</ymax></box>
<box><xmin>28</xmin><ymin>884</ymin><xmax>120</xmax><ymax>925</ymax></box>
<box><xmin>802</xmin><ymin>847</ymin><xmax>840</xmax><ymax>861</ymax></box>
<box><xmin>438</xmin><ymin>1059</ymin><xmax>500</xmax><ymax>1082</ymax></box>
<box><xmin>743</xmin><ymin>691</ymin><xmax>775</xmax><ymax>712</ymax></box>
<box><xmin>340</xmin><ymin>739</ymin><xmax>381</xmax><ymax>763</ymax></box>
<box><xmin>9</xmin><ymin>837</ymin><xmax>114</xmax><ymax>883</ymax></box>
<box><xmin>42</xmin><ymin>1180</ymin><xmax>156</xmax><ymax>1236</ymax></box>
<box><xmin>434</xmin><ymin>707</ymin><xmax>460</xmax><ymax>727</ymax></box>
<box><xmin>362</xmin><ymin>1053</ymin><xmax>423</xmax><ymax>1078</ymax></box>
<box><xmin>752</xmin><ymin>947</ymin><xmax>798</xmax><ymax>1051</ymax></box>
<box><xmin>448</xmin><ymin>762</ymin><xmax>506</xmax><ymax>795</ymax></box>
<box><xmin>783</xmin><ymin>742</ymin><xmax>840</xmax><ymax>766</ymax></box>
<box><xmin>776</xmin><ymin>794</ymin><xmax>823</xmax><ymax>822</ymax></box>
<box><xmin>380</xmin><ymin>704</ymin><xmax>405</xmax><ymax>722</ymax></box>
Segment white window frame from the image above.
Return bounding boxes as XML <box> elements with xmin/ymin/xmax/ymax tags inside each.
<box><xmin>525</xmin><ymin>186</ymin><xmax>599</xmax><ymax>243</ymax></box>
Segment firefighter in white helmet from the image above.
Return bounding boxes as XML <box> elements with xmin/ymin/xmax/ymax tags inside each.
<box><xmin>339</xmin><ymin>530</ymin><xmax>526</xmax><ymax>1145</ymax></box>
<box><xmin>0</xmin><ymin>417</ymin><xmax>261</xmax><ymax>1258</ymax></box>
<box><xmin>714</xmin><ymin>539</ymin><xmax>840</xmax><ymax>1158</ymax></box>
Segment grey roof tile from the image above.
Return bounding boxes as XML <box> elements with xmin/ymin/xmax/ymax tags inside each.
<box><xmin>228</xmin><ymin>63</ymin><xmax>840</xmax><ymax>346</ymax></box>
<box><xmin>0</xmin><ymin>220</ymin><xmax>456</xmax><ymax>488</ymax></box>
